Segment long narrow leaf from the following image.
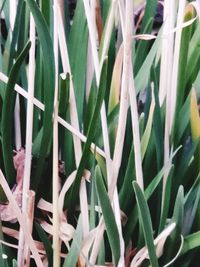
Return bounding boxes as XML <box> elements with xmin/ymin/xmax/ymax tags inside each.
<box><xmin>181</xmin><ymin>231</ymin><xmax>200</xmax><ymax>255</ymax></box>
<box><xmin>67</xmin><ymin>58</ymin><xmax>108</xmax><ymax>209</ymax></box>
<box><xmin>133</xmin><ymin>181</ymin><xmax>159</xmax><ymax>267</ymax></box>
<box><xmin>2</xmin><ymin>41</ymin><xmax>31</xmax><ymax>185</ymax></box>
<box><xmin>95</xmin><ymin>165</ymin><xmax>120</xmax><ymax>266</ymax></box>
<box><xmin>26</xmin><ymin>0</ymin><xmax>55</xmax><ymax>191</ymax></box>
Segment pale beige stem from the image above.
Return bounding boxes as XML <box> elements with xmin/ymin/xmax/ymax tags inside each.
<box><xmin>23</xmin><ymin>191</ymin><xmax>35</xmax><ymax>267</ymax></box>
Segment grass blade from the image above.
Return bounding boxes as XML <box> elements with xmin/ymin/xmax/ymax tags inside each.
<box><xmin>26</xmin><ymin>0</ymin><xmax>55</xmax><ymax>190</ymax></box>
<box><xmin>95</xmin><ymin>166</ymin><xmax>120</xmax><ymax>266</ymax></box>
<box><xmin>133</xmin><ymin>181</ymin><xmax>159</xmax><ymax>267</ymax></box>
<box><xmin>181</xmin><ymin>231</ymin><xmax>200</xmax><ymax>255</ymax></box>
<box><xmin>35</xmin><ymin>222</ymin><xmax>53</xmax><ymax>266</ymax></box>
<box><xmin>67</xmin><ymin>58</ymin><xmax>108</xmax><ymax>209</ymax></box>
<box><xmin>135</xmin><ymin>26</ymin><xmax>162</xmax><ymax>93</ymax></box>
<box><xmin>12</xmin><ymin>259</ymin><xmax>18</xmax><ymax>267</ymax></box>
<box><xmin>68</xmin><ymin>0</ymin><xmax>88</xmax><ymax>124</ymax></box>
<box><xmin>2</xmin><ymin>41</ymin><xmax>31</xmax><ymax>185</ymax></box>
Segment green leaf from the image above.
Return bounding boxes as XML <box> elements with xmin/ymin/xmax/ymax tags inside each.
<box><xmin>141</xmin><ymin>92</ymin><xmax>155</xmax><ymax>160</ymax></box>
<box><xmin>27</xmin><ymin>0</ymin><xmax>55</xmax><ymax>191</ymax></box>
<box><xmin>0</xmin><ymin>243</ymin><xmax>7</xmax><ymax>267</ymax></box>
<box><xmin>40</xmin><ymin>0</ymin><xmax>51</xmax><ymax>27</ymax></box>
<box><xmin>134</xmin><ymin>0</ymin><xmax>158</xmax><ymax>73</ymax></box>
<box><xmin>123</xmin><ymin>157</ymin><xmax>174</xmax><ymax>243</ymax></box>
<box><xmin>58</xmin><ymin>73</ymin><xmax>70</xmax><ymax>118</ymax></box>
<box><xmin>35</xmin><ymin>222</ymin><xmax>53</xmax><ymax>266</ymax></box>
<box><xmin>12</xmin><ymin>259</ymin><xmax>18</xmax><ymax>267</ymax></box>
<box><xmin>181</xmin><ymin>231</ymin><xmax>200</xmax><ymax>255</ymax></box>
<box><xmin>119</xmin><ymin>145</ymin><xmax>135</xmax><ymax>211</ymax></box>
<box><xmin>173</xmin><ymin>186</ymin><xmax>184</xmax><ymax>229</ymax></box>
<box><xmin>0</xmin><ymin>0</ymin><xmax>6</xmax><ymax>14</ymax></box>
<box><xmin>134</xmin><ymin>18</ymin><xmax>154</xmax><ymax>74</ymax></box>
<box><xmin>67</xmin><ymin>58</ymin><xmax>108</xmax><ymax>209</ymax></box>
<box><xmin>159</xmin><ymin>167</ymin><xmax>174</xmax><ymax>232</ymax></box>
<box><xmin>140</xmin><ymin>0</ymin><xmax>158</xmax><ymax>34</ymax></box>
<box><xmin>151</xmin><ymin>69</ymin><xmax>164</xmax><ymax>169</ymax></box>
<box><xmin>175</xmin><ymin>139</ymin><xmax>199</xmax><ymax>186</ymax></box>
<box><xmin>2</xmin><ymin>41</ymin><xmax>31</xmax><ymax>185</ymax></box>
<box><xmin>58</xmin><ymin>73</ymin><xmax>73</xmax><ymax>175</ymax></box>
<box><xmin>95</xmin><ymin>166</ymin><xmax>120</xmax><ymax>266</ymax></box>
<box><xmin>185</xmin><ymin>21</ymin><xmax>200</xmax><ymax>91</ymax></box>
<box><xmin>84</xmin><ymin>80</ymin><xmax>97</xmax><ymax>134</ymax></box>
<box><xmin>135</xmin><ymin>26</ymin><xmax>162</xmax><ymax>93</ymax></box>
<box><xmin>163</xmin><ymin>186</ymin><xmax>184</xmax><ymax>262</ymax></box>
<box><xmin>68</xmin><ymin>0</ymin><xmax>88</xmax><ymax>124</ymax></box>
<box><xmin>7</xmin><ymin>0</ymin><xmax>24</xmax><ymax>73</ymax></box>
<box><xmin>183</xmin><ymin>176</ymin><xmax>200</xmax><ymax>234</ymax></box>
<box><xmin>89</xmin><ymin>167</ymin><xmax>98</xmax><ymax>229</ymax></box>
<box><xmin>174</xmin><ymin>5</ymin><xmax>196</xmax><ymax>134</ymax></box>
<box><xmin>133</xmin><ymin>181</ymin><xmax>159</xmax><ymax>267</ymax></box>
<box><xmin>174</xmin><ymin>94</ymin><xmax>190</xmax><ymax>144</ymax></box>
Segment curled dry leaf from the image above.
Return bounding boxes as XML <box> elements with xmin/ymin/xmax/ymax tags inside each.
<box><xmin>0</xmin><ymin>226</ymin><xmax>47</xmax><ymax>258</ymax></box>
<box><xmin>0</xmin><ymin>148</ymin><xmax>25</xmax><ymax>222</ymax></box>
<box><xmin>13</xmin><ymin>148</ymin><xmax>26</xmax><ymax>186</ymax></box>
<box><xmin>38</xmin><ymin>197</ymin><xmax>75</xmax><ymax>247</ymax></box>
<box><xmin>40</xmin><ymin>218</ymin><xmax>75</xmax><ymax>247</ymax></box>
<box><xmin>130</xmin><ymin>223</ymin><xmax>176</xmax><ymax>267</ymax></box>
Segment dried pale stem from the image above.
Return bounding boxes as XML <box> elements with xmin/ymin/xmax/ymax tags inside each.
<box><xmin>83</xmin><ymin>1</ymin><xmax>126</xmax><ymax>265</ymax></box>
<box><xmin>161</xmin><ymin>0</ymin><xmax>176</xmax><ymax>209</ymax></box>
<box><xmin>23</xmin><ymin>191</ymin><xmax>35</xmax><ymax>267</ymax></box>
<box><xmin>0</xmin><ymin>170</ymin><xmax>43</xmax><ymax>267</ymax></box>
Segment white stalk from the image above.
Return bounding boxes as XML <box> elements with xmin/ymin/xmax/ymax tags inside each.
<box><xmin>79</xmin><ymin>178</ymin><xmax>90</xmax><ymax>238</ymax></box>
<box><xmin>169</xmin><ymin>0</ymin><xmax>186</xmax><ymax>133</ymax></box>
<box><xmin>57</xmin><ymin>4</ymin><xmax>91</xmax><ymax>243</ymax></box>
<box><xmin>57</xmin><ymin>6</ymin><xmax>82</xmax><ymax>165</ymax></box>
<box><xmin>160</xmin><ymin>0</ymin><xmax>176</xmax><ymax>204</ymax></box>
<box><xmin>129</xmin><ymin>72</ymin><xmax>144</xmax><ymax>190</ymax></box>
<box><xmin>9</xmin><ymin>0</ymin><xmax>17</xmax><ymax>32</ymax></box>
<box><xmin>112</xmin><ymin>0</ymin><xmax>133</xmax><ymax>194</ymax></box>
<box><xmin>159</xmin><ymin>0</ymin><xmax>175</xmax><ymax>106</ymax></box>
<box><xmin>23</xmin><ymin>191</ymin><xmax>35</xmax><ymax>267</ymax></box>
<box><xmin>83</xmin><ymin>1</ymin><xmax>125</xmax><ymax>265</ymax></box>
<box><xmin>17</xmin><ymin>14</ymin><xmax>35</xmax><ymax>267</ymax></box>
<box><xmin>0</xmin><ymin>170</ymin><xmax>43</xmax><ymax>267</ymax></box>
<box><xmin>111</xmin><ymin>1</ymin><xmax>138</xmax><ymax>260</ymax></box>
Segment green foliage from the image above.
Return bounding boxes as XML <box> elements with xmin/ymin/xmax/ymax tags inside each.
<box><xmin>2</xmin><ymin>41</ymin><xmax>31</xmax><ymax>186</ymax></box>
<box><xmin>0</xmin><ymin>1</ymin><xmax>199</xmax><ymax>266</ymax></box>
<box><xmin>95</xmin><ymin>165</ymin><xmax>120</xmax><ymax>266</ymax></box>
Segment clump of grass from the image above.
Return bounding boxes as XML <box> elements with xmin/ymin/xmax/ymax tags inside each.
<box><xmin>0</xmin><ymin>0</ymin><xmax>199</xmax><ymax>266</ymax></box>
